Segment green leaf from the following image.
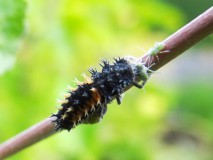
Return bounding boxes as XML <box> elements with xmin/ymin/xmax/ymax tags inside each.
<box><xmin>0</xmin><ymin>0</ymin><xmax>26</xmax><ymax>74</ymax></box>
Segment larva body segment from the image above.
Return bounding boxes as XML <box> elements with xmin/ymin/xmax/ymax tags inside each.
<box><xmin>52</xmin><ymin>57</ymin><xmax>150</xmax><ymax>131</ymax></box>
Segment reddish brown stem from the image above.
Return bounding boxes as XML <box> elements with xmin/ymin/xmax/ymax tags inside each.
<box><xmin>0</xmin><ymin>6</ymin><xmax>213</xmax><ymax>159</ymax></box>
<box><xmin>0</xmin><ymin>118</ymin><xmax>56</xmax><ymax>159</ymax></box>
<box><xmin>142</xmin><ymin>6</ymin><xmax>213</xmax><ymax>70</ymax></box>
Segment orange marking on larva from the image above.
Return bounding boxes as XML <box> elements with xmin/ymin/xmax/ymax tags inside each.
<box><xmin>78</xmin><ymin>106</ymin><xmax>90</xmax><ymax>115</ymax></box>
<box><xmin>72</xmin><ymin>109</ymin><xmax>84</xmax><ymax>122</ymax></box>
<box><xmin>90</xmin><ymin>88</ymin><xmax>101</xmax><ymax>105</ymax></box>
<box><xmin>85</xmin><ymin>99</ymin><xmax>95</xmax><ymax>110</ymax></box>
<box><xmin>70</xmin><ymin>114</ymin><xmax>78</xmax><ymax>122</ymax></box>
<box><xmin>90</xmin><ymin>87</ymin><xmax>96</xmax><ymax>92</ymax></box>
<box><xmin>75</xmin><ymin>88</ymin><xmax>101</xmax><ymax>116</ymax></box>
<box><xmin>82</xmin><ymin>73</ymin><xmax>93</xmax><ymax>84</ymax></box>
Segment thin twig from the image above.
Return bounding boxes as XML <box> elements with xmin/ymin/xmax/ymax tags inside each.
<box><xmin>0</xmin><ymin>118</ymin><xmax>56</xmax><ymax>159</ymax></box>
<box><xmin>142</xmin><ymin>6</ymin><xmax>213</xmax><ymax>70</ymax></box>
<box><xmin>0</xmin><ymin>6</ymin><xmax>213</xmax><ymax>159</ymax></box>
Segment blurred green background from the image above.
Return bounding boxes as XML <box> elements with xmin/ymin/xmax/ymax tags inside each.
<box><xmin>0</xmin><ymin>0</ymin><xmax>213</xmax><ymax>160</ymax></box>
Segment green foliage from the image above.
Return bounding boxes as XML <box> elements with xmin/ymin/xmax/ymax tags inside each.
<box><xmin>0</xmin><ymin>0</ymin><xmax>26</xmax><ymax>53</ymax></box>
<box><xmin>0</xmin><ymin>0</ymin><xmax>26</xmax><ymax>75</ymax></box>
<box><xmin>0</xmin><ymin>1</ymin><xmax>213</xmax><ymax>160</ymax></box>
<box><xmin>0</xmin><ymin>0</ymin><xmax>26</xmax><ymax>40</ymax></box>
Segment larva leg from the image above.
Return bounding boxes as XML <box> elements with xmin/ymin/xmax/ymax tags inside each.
<box><xmin>116</xmin><ymin>95</ymin><xmax>122</xmax><ymax>105</ymax></box>
<box><xmin>82</xmin><ymin>104</ymin><xmax>107</xmax><ymax>124</ymax></box>
<box><xmin>133</xmin><ymin>81</ymin><xmax>143</xmax><ymax>89</ymax></box>
<box><xmin>133</xmin><ymin>80</ymin><xmax>147</xmax><ymax>89</ymax></box>
<box><xmin>100</xmin><ymin>104</ymin><xmax>107</xmax><ymax>118</ymax></box>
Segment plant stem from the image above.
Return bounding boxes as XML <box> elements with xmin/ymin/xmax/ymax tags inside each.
<box><xmin>0</xmin><ymin>118</ymin><xmax>56</xmax><ymax>159</ymax></box>
<box><xmin>0</xmin><ymin>6</ymin><xmax>213</xmax><ymax>160</ymax></box>
<box><xmin>142</xmin><ymin>6</ymin><xmax>213</xmax><ymax>70</ymax></box>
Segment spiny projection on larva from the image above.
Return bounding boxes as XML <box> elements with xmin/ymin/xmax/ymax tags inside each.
<box><xmin>51</xmin><ymin>57</ymin><xmax>151</xmax><ymax>131</ymax></box>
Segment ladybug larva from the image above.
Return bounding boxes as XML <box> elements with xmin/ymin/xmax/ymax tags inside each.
<box><xmin>51</xmin><ymin>57</ymin><xmax>150</xmax><ymax>131</ymax></box>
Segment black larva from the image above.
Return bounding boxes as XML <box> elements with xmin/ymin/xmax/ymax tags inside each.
<box><xmin>51</xmin><ymin>57</ymin><xmax>150</xmax><ymax>131</ymax></box>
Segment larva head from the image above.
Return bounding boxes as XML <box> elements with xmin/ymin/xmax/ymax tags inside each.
<box><xmin>125</xmin><ymin>56</ymin><xmax>149</xmax><ymax>82</ymax></box>
<box><xmin>133</xmin><ymin>61</ymin><xmax>150</xmax><ymax>82</ymax></box>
